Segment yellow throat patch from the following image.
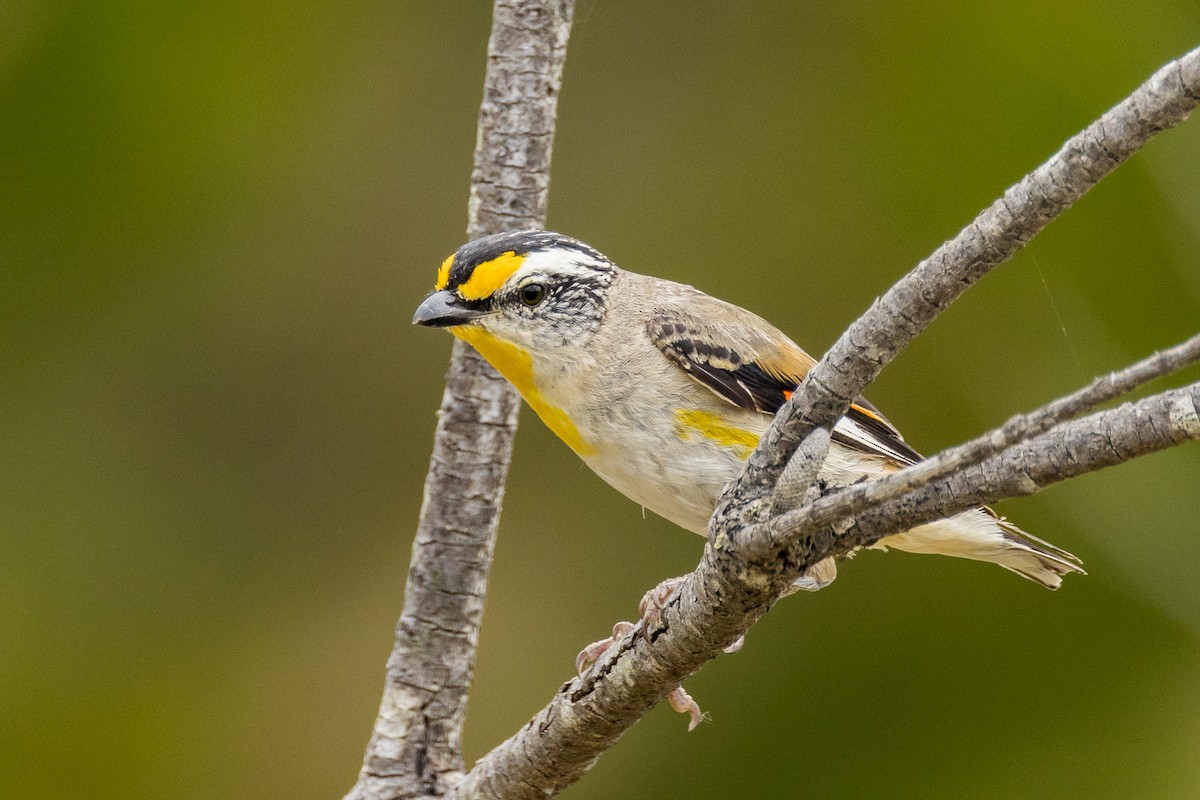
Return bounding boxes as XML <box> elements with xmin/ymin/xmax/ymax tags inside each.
<box><xmin>451</xmin><ymin>326</ymin><xmax>596</xmax><ymax>457</ymax></box>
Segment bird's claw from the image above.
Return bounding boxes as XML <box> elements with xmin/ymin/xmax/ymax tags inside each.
<box><xmin>668</xmin><ymin>685</ymin><xmax>705</xmax><ymax>731</ymax></box>
<box><xmin>638</xmin><ymin>575</ymin><xmax>688</xmax><ymax>629</ymax></box>
<box><xmin>577</xmin><ymin>575</ymin><xmax>730</xmax><ymax>732</ymax></box>
<box><xmin>575</xmin><ymin>621</ymin><xmax>635</xmax><ymax>675</ymax></box>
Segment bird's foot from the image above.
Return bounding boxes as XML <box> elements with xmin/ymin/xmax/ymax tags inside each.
<box><xmin>637</xmin><ymin>575</ymin><xmax>688</xmax><ymax>629</ymax></box>
<box><xmin>575</xmin><ymin>621</ymin><xmax>635</xmax><ymax>675</ymax></box>
<box><xmin>668</xmin><ymin>685</ymin><xmax>705</xmax><ymax>731</ymax></box>
<box><xmin>575</xmin><ymin>575</ymin><xmax>716</xmax><ymax>731</ymax></box>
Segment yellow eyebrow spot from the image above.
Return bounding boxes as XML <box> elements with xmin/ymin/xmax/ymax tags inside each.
<box><xmin>435</xmin><ymin>254</ymin><xmax>454</xmax><ymax>290</ymax></box>
<box><xmin>674</xmin><ymin>409</ymin><xmax>760</xmax><ymax>460</ymax></box>
<box><xmin>457</xmin><ymin>251</ymin><xmax>526</xmax><ymax>300</ymax></box>
<box><xmin>452</xmin><ymin>326</ymin><xmax>596</xmax><ymax>457</ymax></box>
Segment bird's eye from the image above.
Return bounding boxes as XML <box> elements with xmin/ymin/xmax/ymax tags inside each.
<box><xmin>519</xmin><ymin>283</ymin><xmax>546</xmax><ymax>307</ymax></box>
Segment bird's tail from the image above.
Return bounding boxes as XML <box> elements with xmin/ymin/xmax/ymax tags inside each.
<box><xmin>989</xmin><ymin>517</ymin><xmax>1086</xmax><ymax>589</ymax></box>
<box><xmin>877</xmin><ymin>509</ymin><xmax>1085</xmax><ymax>589</ymax></box>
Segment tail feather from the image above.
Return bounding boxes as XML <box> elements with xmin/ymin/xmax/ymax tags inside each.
<box><xmin>993</xmin><ymin>518</ymin><xmax>1086</xmax><ymax>590</ymax></box>
<box><xmin>876</xmin><ymin>509</ymin><xmax>1085</xmax><ymax>590</ymax></box>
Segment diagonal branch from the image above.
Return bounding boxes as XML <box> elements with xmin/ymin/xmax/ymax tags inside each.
<box><xmin>720</xmin><ymin>45</ymin><xmax>1200</xmax><ymax>521</ymax></box>
<box><xmin>788</xmin><ymin>381</ymin><xmax>1200</xmax><ymax>561</ymax></box>
<box><xmin>450</xmin><ymin>381</ymin><xmax>1200</xmax><ymax>800</ymax></box>
<box><xmin>779</xmin><ymin>331</ymin><xmax>1200</xmax><ymax>545</ymax></box>
<box><xmin>447</xmin><ymin>46</ymin><xmax>1200</xmax><ymax>800</ymax></box>
<box><xmin>346</xmin><ymin>2</ymin><xmax>575</xmax><ymax>798</ymax></box>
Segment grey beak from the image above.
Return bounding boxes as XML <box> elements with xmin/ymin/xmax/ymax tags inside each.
<box><xmin>412</xmin><ymin>290</ymin><xmax>484</xmax><ymax>327</ymax></box>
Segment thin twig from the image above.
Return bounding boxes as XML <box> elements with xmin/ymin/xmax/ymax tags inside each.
<box><xmin>795</xmin><ymin>331</ymin><xmax>1200</xmax><ymax>535</ymax></box>
<box><xmin>720</xmin><ymin>46</ymin><xmax>1200</xmax><ymax>520</ymax></box>
<box><xmin>770</xmin><ymin>382</ymin><xmax>1200</xmax><ymax>561</ymax></box>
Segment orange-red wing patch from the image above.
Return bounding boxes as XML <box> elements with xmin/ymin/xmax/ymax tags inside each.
<box><xmin>849</xmin><ymin>402</ymin><xmax>886</xmax><ymax>425</ymax></box>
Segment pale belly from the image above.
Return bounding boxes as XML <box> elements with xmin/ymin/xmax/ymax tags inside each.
<box><xmin>575</xmin><ymin>392</ymin><xmax>901</xmax><ymax>536</ymax></box>
<box><xmin>548</xmin><ymin>359</ymin><xmax>884</xmax><ymax>536</ymax></box>
<box><xmin>583</xmin><ymin>444</ymin><xmax>742</xmax><ymax>535</ymax></box>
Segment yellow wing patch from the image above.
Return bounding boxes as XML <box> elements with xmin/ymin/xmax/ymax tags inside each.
<box><xmin>452</xmin><ymin>326</ymin><xmax>596</xmax><ymax>457</ymax></box>
<box><xmin>435</xmin><ymin>254</ymin><xmax>454</xmax><ymax>290</ymax></box>
<box><xmin>674</xmin><ymin>409</ymin><xmax>760</xmax><ymax>460</ymax></box>
<box><xmin>456</xmin><ymin>251</ymin><xmax>526</xmax><ymax>300</ymax></box>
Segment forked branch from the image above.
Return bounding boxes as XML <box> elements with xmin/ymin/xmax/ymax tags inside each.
<box><xmin>729</xmin><ymin>46</ymin><xmax>1200</xmax><ymax>509</ymax></box>
<box><xmin>768</xmin><ymin>332</ymin><xmax>1200</xmax><ymax>547</ymax></box>
<box><xmin>448</xmin><ymin>46</ymin><xmax>1200</xmax><ymax>800</ymax></box>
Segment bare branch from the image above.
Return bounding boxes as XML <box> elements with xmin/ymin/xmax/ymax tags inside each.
<box><xmin>721</xmin><ymin>45</ymin><xmax>1200</xmax><ymax>517</ymax></box>
<box><xmin>447</xmin><ymin>47</ymin><xmax>1200</xmax><ymax>800</ymax></box>
<box><xmin>783</xmin><ymin>382</ymin><xmax>1200</xmax><ymax>562</ymax></box>
<box><xmin>794</xmin><ymin>331</ymin><xmax>1200</xmax><ymax>533</ymax></box>
<box><xmin>451</xmin><ymin>370</ymin><xmax>1200</xmax><ymax>800</ymax></box>
<box><xmin>346</xmin><ymin>2</ymin><xmax>575</xmax><ymax>798</ymax></box>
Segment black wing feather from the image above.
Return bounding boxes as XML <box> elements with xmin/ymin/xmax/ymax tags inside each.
<box><xmin>648</xmin><ymin>316</ymin><xmax>794</xmax><ymax>413</ymax></box>
<box><xmin>648</xmin><ymin>311</ymin><xmax>923</xmax><ymax>466</ymax></box>
<box><xmin>687</xmin><ymin>359</ymin><xmax>757</xmax><ymax>409</ymax></box>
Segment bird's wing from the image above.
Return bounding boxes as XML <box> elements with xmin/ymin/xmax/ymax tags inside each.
<box><xmin>646</xmin><ymin>299</ymin><xmax>923</xmax><ymax>466</ymax></box>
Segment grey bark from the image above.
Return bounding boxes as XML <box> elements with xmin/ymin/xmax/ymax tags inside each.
<box><xmin>445</xmin><ymin>46</ymin><xmax>1200</xmax><ymax>800</ymax></box>
<box><xmin>449</xmin><ymin>383</ymin><xmax>1200</xmax><ymax>800</ymax></box>
<box><xmin>796</xmin><ymin>331</ymin><xmax>1200</xmax><ymax>529</ymax></box>
<box><xmin>345</xmin><ymin>2</ymin><xmax>575</xmax><ymax>798</ymax></box>
<box><xmin>787</xmin><ymin>382</ymin><xmax>1200</xmax><ymax>561</ymax></box>
<box><xmin>722</xmin><ymin>45</ymin><xmax>1200</xmax><ymax>523</ymax></box>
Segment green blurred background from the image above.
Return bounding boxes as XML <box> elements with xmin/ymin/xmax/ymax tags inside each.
<box><xmin>3</xmin><ymin>1</ymin><xmax>1199</xmax><ymax>798</ymax></box>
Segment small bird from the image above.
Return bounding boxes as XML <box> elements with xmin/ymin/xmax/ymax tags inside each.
<box><xmin>413</xmin><ymin>230</ymin><xmax>1083</xmax><ymax>590</ymax></box>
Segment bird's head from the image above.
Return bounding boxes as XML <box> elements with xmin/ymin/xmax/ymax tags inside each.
<box><xmin>412</xmin><ymin>230</ymin><xmax>617</xmax><ymax>354</ymax></box>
